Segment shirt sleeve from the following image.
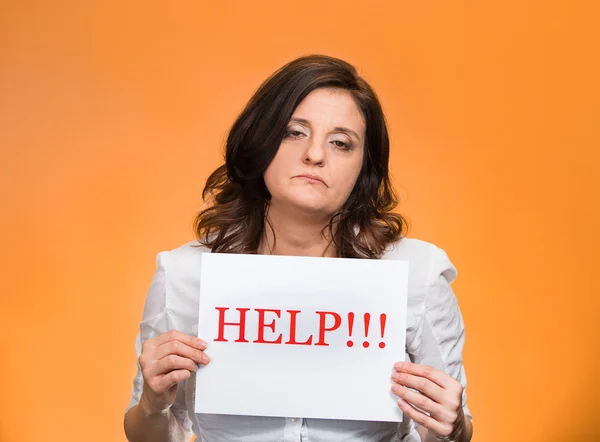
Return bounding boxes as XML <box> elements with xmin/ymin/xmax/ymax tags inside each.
<box><xmin>125</xmin><ymin>251</ymin><xmax>194</xmax><ymax>439</ymax></box>
<box><xmin>410</xmin><ymin>245</ymin><xmax>472</xmax><ymax>421</ymax></box>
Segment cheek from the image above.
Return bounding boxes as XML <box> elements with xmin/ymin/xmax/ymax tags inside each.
<box><xmin>263</xmin><ymin>148</ymin><xmax>287</xmax><ymax>192</ymax></box>
<box><xmin>337</xmin><ymin>155</ymin><xmax>364</xmax><ymax>196</ymax></box>
<box><xmin>263</xmin><ymin>164</ymin><xmax>277</xmax><ymax>193</ymax></box>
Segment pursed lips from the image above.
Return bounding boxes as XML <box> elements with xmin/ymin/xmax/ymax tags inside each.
<box><xmin>293</xmin><ymin>174</ymin><xmax>328</xmax><ymax>187</ymax></box>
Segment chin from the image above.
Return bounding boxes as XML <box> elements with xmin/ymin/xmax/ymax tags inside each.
<box><xmin>281</xmin><ymin>194</ymin><xmax>333</xmax><ymax>216</ymax></box>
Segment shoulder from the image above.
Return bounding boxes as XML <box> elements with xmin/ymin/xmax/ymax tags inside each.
<box><xmin>384</xmin><ymin>238</ymin><xmax>464</xmax><ymax>363</ymax></box>
<box><xmin>381</xmin><ymin>237</ymin><xmax>458</xmax><ymax>287</ymax></box>
<box><xmin>150</xmin><ymin>239</ymin><xmax>211</xmax><ymax>332</ymax></box>
<box><xmin>157</xmin><ymin>239</ymin><xmax>211</xmax><ymax>274</ymax></box>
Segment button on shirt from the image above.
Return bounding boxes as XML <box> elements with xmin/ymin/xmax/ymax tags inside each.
<box><xmin>126</xmin><ymin>237</ymin><xmax>472</xmax><ymax>441</ymax></box>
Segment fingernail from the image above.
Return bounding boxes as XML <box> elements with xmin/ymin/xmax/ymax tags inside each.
<box><xmin>197</xmin><ymin>339</ymin><xmax>208</xmax><ymax>349</ymax></box>
<box><xmin>201</xmin><ymin>353</ymin><xmax>210</xmax><ymax>363</ymax></box>
<box><xmin>394</xmin><ymin>362</ymin><xmax>404</xmax><ymax>370</ymax></box>
<box><xmin>391</xmin><ymin>372</ymin><xmax>399</xmax><ymax>381</ymax></box>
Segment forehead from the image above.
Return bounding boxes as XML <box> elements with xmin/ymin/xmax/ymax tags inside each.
<box><xmin>291</xmin><ymin>88</ymin><xmax>366</xmax><ymax>130</ymax></box>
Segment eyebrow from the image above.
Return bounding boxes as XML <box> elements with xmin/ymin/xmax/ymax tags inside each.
<box><xmin>289</xmin><ymin>117</ymin><xmax>362</xmax><ymax>141</ymax></box>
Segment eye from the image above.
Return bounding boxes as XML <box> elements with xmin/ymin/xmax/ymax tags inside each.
<box><xmin>332</xmin><ymin>140</ymin><xmax>351</xmax><ymax>150</ymax></box>
<box><xmin>285</xmin><ymin>128</ymin><xmax>305</xmax><ymax>139</ymax></box>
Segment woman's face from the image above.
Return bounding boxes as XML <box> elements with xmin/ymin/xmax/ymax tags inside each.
<box><xmin>264</xmin><ymin>88</ymin><xmax>366</xmax><ymax>218</ymax></box>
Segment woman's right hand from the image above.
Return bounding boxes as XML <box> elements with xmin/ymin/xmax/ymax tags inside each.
<box><xmin>138</xmin><ymin>330</ymin><xmax>210</xmax><ymax>415</ymax></box>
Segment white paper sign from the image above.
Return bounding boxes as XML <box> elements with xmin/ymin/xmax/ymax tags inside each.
<box><xmin>195</xmin><ymin>253</ymin><xmax>409</xmax><ymax>422</ymax></box>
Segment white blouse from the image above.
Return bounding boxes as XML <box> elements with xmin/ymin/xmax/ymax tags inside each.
<box><xmin>126</xmin><ymin>237</ymin><xmax>472</xmax><ymax>442</ymax></box>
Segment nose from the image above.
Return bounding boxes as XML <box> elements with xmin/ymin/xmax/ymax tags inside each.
<box><xmin>302</xmin><ymin>136</ymin><xmax>326</xmax><ymax>167</ymax></box>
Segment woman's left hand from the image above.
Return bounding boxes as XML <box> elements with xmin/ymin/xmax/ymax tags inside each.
<box><xmin>391</xmin><ymin>361</ymin><xmax>466</xmax><ymax>440</ymax></box>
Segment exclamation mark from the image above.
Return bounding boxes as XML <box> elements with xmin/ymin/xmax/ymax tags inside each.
<box><xmin>379</xmin><ymin>314</ymin><xmax>387</xmax><ymax>349</ymax></box>
<box><xmin>363</xmin><ymin>313</ymin><xmax>371</xmax><ymax>348</ymax></box>
<box><xmin>346</xmin><ymin>312</ymin><xmax>355</xmax><ymax>347</ymax></box>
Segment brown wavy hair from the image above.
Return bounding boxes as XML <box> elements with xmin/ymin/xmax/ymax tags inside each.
<box><xmin>192</xmin><ymin>54</ymin><xmax>408</xmax><ymax>258</ymax></box>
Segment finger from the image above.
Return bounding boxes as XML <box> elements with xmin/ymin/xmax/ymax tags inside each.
<box><xmin>151</xmin><ymin>330</ymin><xmax>208</xmax><ymax>351</ymax></box>
<box><xmin>391</xmin><ymin>371</ymin><xmax>445</xmax><ymax>404</ymax></box>
<box><xmin>391</xmin><ymin>383</ymin><xmax>446</xmax><ymax>420</ymax></box>
<box><xmin>156</xmin><ymin>354</ymin><xmax>200</xmax><ymax>377</ymax></box>
<box><xmin>154</xmin><ymin>369</ymin><xmax>193</xmax><ymax>392</ymax></box>
<box><xmin>154</xmin><ymin>339</ymin><xmax>210</xmax><ymax>365</ymax></box>
<box><xmin>397</xmin><ymin>398</ymin><xmax>452</xmax><ymax>438</ymax></box>
<box><xmin>393</xmin><ymin>362</ymin><xmax>451</xmax><ymax>389</ymax></box>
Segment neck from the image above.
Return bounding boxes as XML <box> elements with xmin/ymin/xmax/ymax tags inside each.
<box><xmin>258</xmin><ymin>202</ymin><xmax>336</xmax><ymax>257</ymax></box>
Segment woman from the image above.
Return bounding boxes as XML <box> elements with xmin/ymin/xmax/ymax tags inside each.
<box><xmin>124</xmin><ymin>54</ymin><xmax>473</xmax><ymax>442</ymax></box>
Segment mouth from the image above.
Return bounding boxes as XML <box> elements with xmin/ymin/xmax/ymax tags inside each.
<box><xmin>293</xmin><ymin>174</ymin><xmax>327</xmax><ymax>186</ymax></box>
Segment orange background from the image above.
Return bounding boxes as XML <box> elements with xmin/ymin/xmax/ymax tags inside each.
<box><xmin>1</xmin><ymin>1</ymin><xmax>598</xmax><ymax>441</ymax></box>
